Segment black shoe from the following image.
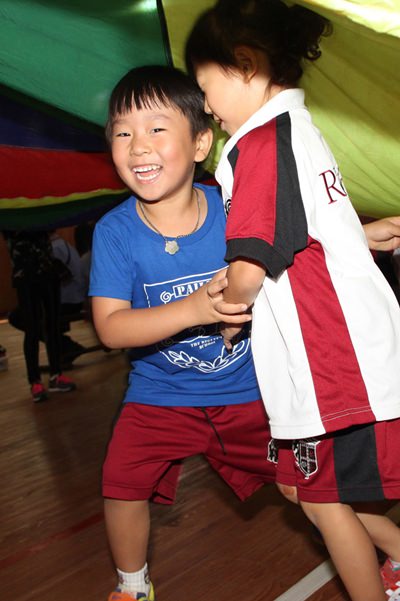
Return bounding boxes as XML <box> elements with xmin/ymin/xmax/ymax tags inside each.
<box><xmin>62</xmin><ymin>343</ymin><xmax>87</xmax><ymax>364</ymax></box>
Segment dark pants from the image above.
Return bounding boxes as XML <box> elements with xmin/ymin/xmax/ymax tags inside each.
<box><xmin>14</xmin><ymin>279</ymin><xmax>62</xmax><ymax>383</ymax></box>
<box><xmin>9</xmin><ymin>300</ymin><xmax>84</xmax><ymax>361</ymax></box>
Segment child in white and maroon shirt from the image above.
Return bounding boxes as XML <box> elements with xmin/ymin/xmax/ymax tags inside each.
<box><xmin>186</xmin><ymin>1</ymin><xmax>400</xmax><ymax>599</ymax></box>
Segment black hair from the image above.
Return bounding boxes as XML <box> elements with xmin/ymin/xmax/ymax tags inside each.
<box><xmin>105</xmin><ymin>65</ymin><xmax>211</xmax><ymax>141</ymax></box>
<box><xmin>185</xmin><ymin>0</ymin><xmax>332</xmax><ymax>87</ymax></box>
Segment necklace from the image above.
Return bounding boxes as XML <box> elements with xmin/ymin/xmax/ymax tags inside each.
<box><xmin>138</xmin><ymin>188</ymin><xmax>201</xmax><ymax>255</ymax></box>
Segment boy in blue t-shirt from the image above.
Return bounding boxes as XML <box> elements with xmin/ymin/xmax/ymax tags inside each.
<box><xmin>89</xmin><ymin>65</ymin><xmax>277</xmax><ymax>601</ymax></box>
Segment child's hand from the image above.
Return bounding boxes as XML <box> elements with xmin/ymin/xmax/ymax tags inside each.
<box><xmin>220</xmin><ymin>323</ymin><xmax>244</xmax><ymax>351</ymax></box>
<box><xmin>364</xmin><ymin>216</ymin><xmax>400</xmax><ymax>251</ymax></box>
<box><xmin>187</xmin><ymin>268</ymin><xmax>251</xmax><ymax>326</ymax></box>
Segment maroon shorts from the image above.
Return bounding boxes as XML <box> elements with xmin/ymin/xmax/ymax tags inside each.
<box><xmin>275</xmin><ymin>419</ymin><xmax>400</xmax><ymax>503</ymax></box>
<box><xmin>103</xmin><ymin>400</ymin><xmax>276</xmax><ymax>504</ymax></box>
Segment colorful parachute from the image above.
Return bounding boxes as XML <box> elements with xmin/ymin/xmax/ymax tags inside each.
<box><xmin>0</xmin><ymin>0</ymin><xmax>399</xmax><ymax>229</ymax></box>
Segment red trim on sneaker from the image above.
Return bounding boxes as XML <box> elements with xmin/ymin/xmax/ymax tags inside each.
<box><xmin>48</xmin><ymin>374</ymin><xmax>76</xmax><ymax>393</ymax></box>
<box><xmin>381</xmin><ymin>558</ymin><xmax>400</xmax><ymax>599</ymax></box>
<box><xmin>31</xmin><ymin>382</ymin><xmax>47</xmax><ymax>402</ymax></box>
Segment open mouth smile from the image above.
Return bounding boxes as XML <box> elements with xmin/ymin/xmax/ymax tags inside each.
<box><xmin>132</xmin><ymin>164</ymin><xmax>161</xmax><ymax>182</ymax></box>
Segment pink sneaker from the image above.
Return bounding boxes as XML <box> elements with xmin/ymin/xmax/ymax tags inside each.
<box><xmin>381</xmin><ymin>558</ymin><xmax>400</xmax><ymax>600</ymax></box>
<box><xmin>31</xmin><ymin>381</ymin><xmax>47</xmax><ymax>402</ymax></box>
<box><xmin>48</xmin><ymin>374</ymin><xmax>76</xmax><ymax>393</ymax></box>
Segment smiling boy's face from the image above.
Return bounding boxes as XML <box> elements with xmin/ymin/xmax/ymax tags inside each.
<box><xmin>110</xmin><ymin>102</ymin><xmax>210</xmax><ymax>204</ymax></box>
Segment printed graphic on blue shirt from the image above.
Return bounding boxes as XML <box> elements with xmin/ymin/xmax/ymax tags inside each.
<box><xmin>143</xmin><ymin>270</ymin><xmax>250</xmax><ymax>374</ymax></box>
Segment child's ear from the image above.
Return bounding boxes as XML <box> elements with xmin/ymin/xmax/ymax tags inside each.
<box><xmin>234</xmin><ymin>46</ymin><xmax>258</xmax><ymax>82</ymax></box>
<box><xmin>194</xmin><ymin>128</ymin><xmax>213</xmax><ymax>163</ymax></box>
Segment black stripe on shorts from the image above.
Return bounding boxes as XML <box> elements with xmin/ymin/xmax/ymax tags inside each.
<box><xmin>333</xmin><ymin>423</ymin><xmax>385</xmax><ymax>503</ymax></box>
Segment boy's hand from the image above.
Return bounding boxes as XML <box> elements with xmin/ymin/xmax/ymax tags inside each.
<box><xmin>187</xmin><ymin>268</ymin><xmax>252</xmax><ymax>326</ymax></box>
<box><xmin>220</xmin><ymin>323</ymin><xmax>244</xmax><ymax>351</ymax></box>
<box><xmin>364</xmin><ymin>216</ymin><xmax>400</xmax><ymax>251</ymax></box>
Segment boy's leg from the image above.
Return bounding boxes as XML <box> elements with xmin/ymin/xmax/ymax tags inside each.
<box><xmin>104</xmin><ymin>498</ymin><xmax>150</xmax><ymax>572</ymax></box>
<box><xmin>276</xmin><ymin>422</ymin><xmax>400</xmax><ymax>601</ymax></box>
<box><xmin>103</xmin><ymin>403</ymin><xmax>208</xmax><ymax>598</ymax></box>
<box><xmin>356</xmin><ymin>510</ymin><xmax>400</xmax><ymax>563</ymax></box>
<box><xmin>301</xmin><ymin>501</ymin><xmax>386</xmax><ymax>601</ymax></box>
<box><xmin>356</xmin><ymin>509</ymin><xmax>400</xmax><ymax>597</ymax></box>
<box><xmin>202</xmin><ymin>400</ymin><xmax>277</xmax><ymax>500</ymax></box>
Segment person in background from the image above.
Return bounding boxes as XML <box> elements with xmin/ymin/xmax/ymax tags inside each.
<box><xmin>8</xmin><ymin>230</ymin><xmax>88</xmax><ymax>366</ymax></box>
<box><xmin>4</xmin><ymin>230</ymin><xmax>76</xmax><ymax>401</ymax></box>
<box><xmin>50</xmin><ymin>231</ymin><xmax>87</xmax><ymax>363</ymax></box>
<box><xmin>74</xmin><ymin>222</ymin><xmax>95</xmax><ymax>297</ymax></box>
<box><xmin>0</xmin><ymin>344</ymin><xmax>8</xmax><ymax>371</ymax></box>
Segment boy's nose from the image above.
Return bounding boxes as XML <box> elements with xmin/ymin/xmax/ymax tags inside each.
<box><xmin>129</xmin><ymin>136</ymin><xmax>151</xmax><ymax>155</ymax></box>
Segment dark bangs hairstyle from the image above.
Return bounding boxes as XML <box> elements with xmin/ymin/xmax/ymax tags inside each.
<box><xmin>105</xmin><ymin>65</ymin><xmax>211</xmax><ymax>142</ymax></box>
<box><xmin>185</xmin><ymin>0</ymin><xmax>332</xmax><ymax>87</ymax></box>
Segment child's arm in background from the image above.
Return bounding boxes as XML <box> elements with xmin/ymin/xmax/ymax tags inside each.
<box><xmin>92</xmin><ymin>269</ymin><xmax>251</xmax><ymax>349</ymax></box>
<box><xmin>363</xmin><ymin>216</ymin><xmax>400</xmax><ymax>251</ymax></box>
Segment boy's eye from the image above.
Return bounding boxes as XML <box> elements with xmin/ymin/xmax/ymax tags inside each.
<box><xmin>150</xmin><ymin>128</ymin><xmax>165</xmax><ymax>134</ymax></box>
<box><xmin>115</xmin><ymin>132</ymin><xmax>130</xmax><ymax>137</ymax></box>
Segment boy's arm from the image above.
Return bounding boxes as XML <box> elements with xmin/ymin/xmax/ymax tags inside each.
<box><xmin>363</xmin><ymin>217</ymin><xmax>400</xmax><ymax>251</ymax></box>
<box><xmin>221</xmin><ymin>259</ymin><xmax>266</xmax><ymax>350</ymax></box>
<box><xmin>219</xmin><ymin>216</ymin><xmax>400</xmax><ymax>350</ymax></box>
<box><xmin>221</xmin><ymin>216</ymin><xmax>400</xmax><ymax>300</ymax></box>
<box><xmin>222</xmin><ymin>216</ymin><xmax>400</xmax><ymax>298</ymax></box>
<box><xmin>92</xmin><ymin>269</ymin><xmax>251</xmax><ymax>349</ymax></box>
<box><xmin>223</xmin><ymin>259</ymin><xmax>266</xmax><ymax>306</ymax></box>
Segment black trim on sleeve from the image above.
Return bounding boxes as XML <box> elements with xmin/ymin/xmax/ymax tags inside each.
<box><xmin>225</xmin><ymin>237</ymin><xmax>287</xmax><ymax>278</ymax></box>
<box><xmin>273</xmin><ymin>113</ymin><xmax>308</xmax><ymax>263</ymax></box>
<box><xmin>227</xmin><ymin>145</ymin><xmax>239</xmax><ymax>173</ymax></box>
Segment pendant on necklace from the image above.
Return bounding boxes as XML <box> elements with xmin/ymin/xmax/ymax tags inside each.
<box><xmin>165</xmin><ymin>239</ymin><xmax>179</xmax><ymax>255</ymax></box>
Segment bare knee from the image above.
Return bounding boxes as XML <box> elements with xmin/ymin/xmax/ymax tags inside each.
<box><xmin>104</xmin><ymin>498</ymin><xmax>149</xmax><ymax>522</ymax></box>
<box><xmin>277</xmin><ymin>482</ymin><xmax>299</xmax><ymax>505</ymax></box>
<box><xmin>300</xmin><ymin>500</ymin><xmax>353</xmax><ymax>529</ymax></box>
<box><xmin>299</xmin><ymin>500</ymin><xmax>321</xmax><ymax>526</ymax></box>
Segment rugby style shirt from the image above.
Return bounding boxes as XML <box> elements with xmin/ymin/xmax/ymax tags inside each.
<box><xmin>216</xmin><ymin>89</ymin><xmax>400</xmax><ymax>439</ymax></box>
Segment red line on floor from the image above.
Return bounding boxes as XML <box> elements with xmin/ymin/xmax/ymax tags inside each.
<box><xmin>0</xmin><ymin>512</ymin><xmax>104</xmax><ymax>571</ymax></box>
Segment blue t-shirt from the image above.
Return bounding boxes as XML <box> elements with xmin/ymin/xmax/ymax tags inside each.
<box><xmin>89</xmin><ymin>184</ymin><xmax>260</xmax><ymax>406</ymax></box>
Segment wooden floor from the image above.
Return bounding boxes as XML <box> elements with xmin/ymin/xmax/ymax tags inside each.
<box><xmin>0</xmin><ymin>319</ymin><xmax>356</xmax><ymax>600</ymax></box>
